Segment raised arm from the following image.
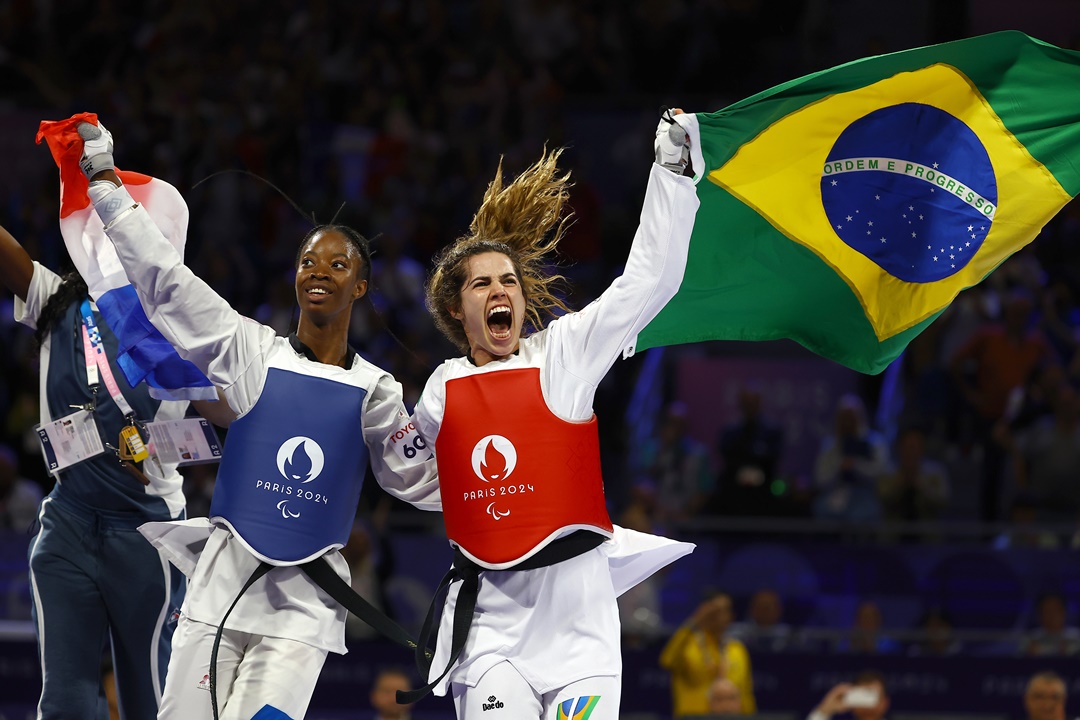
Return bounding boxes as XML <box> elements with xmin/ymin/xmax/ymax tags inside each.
<box><xmin>0</xmin><ymin>223</ymin><xmax>36</xmax><ymax>301</ymax></box>
<box><xmin>544</xmin><ymin>113</ymin><xmax>701</xmax><ymax>414</ymax></box>
<box><xmin>78</xmin><ymin>122</ymin><xmax>273</xmax><ymax>410</ymax></box>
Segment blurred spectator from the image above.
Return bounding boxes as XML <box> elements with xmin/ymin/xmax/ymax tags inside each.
<box><xmin>633</xmin><ymin>401</ymin><xmax>713</xmax><ymax>525</ymax></box>
<box><xmin>1014</xmin><ymin>381</ymin><xmax>1080</xmax><ymax>525</ymax></box>
<box><xmin>993</xmin><ymin>494</ymin><xmax>1062</xmax><ymax>550</ymax></box>
<box><xmin>729</xmin><ymin>588</ymin><xmax>793</xmax><ymax>653</ymax></box>
<box><xmin>814</xmin><ymin>394</ymin><xmax>888</xmax><ymax>523</ymax></box>
<box><xmin>807</xmin><ymin>669</ymin><xmax>890</xmax><ymax>720</ymax></box>
<box><xmin>834</xmin><ymin>600</ymin><xmax>900</xmax><ymax>655</ymax></box>
<box><xmin>894</xmin><ymin>319</ymin><xmax>952</xmax><ymax>446</ymax></box>
<box><xmin>1024</xmin><ymin>670</ymin><xmax>1067</xmax><ymax>720</ymax></box>
<box><xmin>0</xmin><ymin>443</ymin><xmax>41</xmax><ymax>531</ymax></box>
<box><xmin>369</xmin><ymin>667</ymin><xmax>413</xmax><ymax>720</ymax></box>
<box><xmin>707</xmin><ymin>677</ymin><xmax>744</xmax><ymax>715</ymax></box>
<box><xmin>368</xmin><ymin>231</ymin><xmax>427</xmax><ymax>331</ymax></box>
<box><xmin>950</xmin><ymin>288</ymin><xmax>1058</xmax><ymax>522</ymax></box>
<box><xmin>1004</xmin><ymin>362</ymin><xmax>1068</xmax><ymax>437</ymax></box>
<box><xmin>660</xmin><ymin>593</ymin><xmax>757</xmax><ymax>717</ymax></box>
<box><xmin>713</xmin><ymin>383</ymin><xmax>785</xmax><ymax>517</ymax></box>
<box><xmin>1020</xmin><ymin>593</ymin><xmax>1080</xmax><ymax>657</ymax></box>
<box><xmin>907</xmin><ymin>607</ymin><xmax>962</xmax><ymax>657</ymax></box>
<box><xmin>878</xmin><ymin>427</ymin><xmax>950</xmax><ymax>533</ymax></box>
<box><xmin>342</xmin><ymin>511</ymin><xmax>395</xmax><ymax>643</ymax></box>
<box><xmin>616</xmin><ymin>502</ymin><xmax>665</xmax><ymax>647</ymax></box>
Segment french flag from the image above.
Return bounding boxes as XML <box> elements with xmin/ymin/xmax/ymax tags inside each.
<box><xmin>37</xmin><ymin>113</ymin><xmax>215</xmax><ymax>401</ymax></box>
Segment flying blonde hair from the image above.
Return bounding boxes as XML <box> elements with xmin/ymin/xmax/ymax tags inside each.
<box><xmin>426</xmin><ymin>148</ymin><xmax>573</xmax><ymax>353</ymax></box>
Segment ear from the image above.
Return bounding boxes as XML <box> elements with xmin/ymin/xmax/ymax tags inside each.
<box><xmin>449</xmin><ymin>304</ymin><xmax>464</xmax><ymax>321</ymax></box>
<box><xmin>353</xmin><ymin>278</ymin><xmax>368</xmax><ymax>301</ymax></box>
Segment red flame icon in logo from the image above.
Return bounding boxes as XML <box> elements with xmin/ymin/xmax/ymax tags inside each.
<box><xmin>480</xmin><ymin>439</ymin><xmax>509</xmax><ymax>481</ymax></box>
<box><xmin>471</xmin><ymin>435</ymin><xmax>517</xmax><ymax>483</ymax></box>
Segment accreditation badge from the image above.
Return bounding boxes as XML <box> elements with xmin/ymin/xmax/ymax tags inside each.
<box><xmin>144</xmin><ymin>417</ymin><xmax>223</xmax><ymax>466</ymax></box>
<box><xmin>35</xmin><ymin>408</ymin><xmax>106</xmax><ymax>475</ymax></box>
<box><xmin>119</xmin><ymin>423</ymin><xmax>150</xmax><ymax>463</ymax></box>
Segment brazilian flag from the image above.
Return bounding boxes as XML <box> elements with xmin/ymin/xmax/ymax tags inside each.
<box><xmin>637</xmin><ymin>31</ymin><xmax>1080</xmax><ymax>374</ymax></box>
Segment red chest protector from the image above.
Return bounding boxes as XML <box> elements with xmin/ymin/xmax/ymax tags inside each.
<box><xmin>436</xmin><ymin>367</ymin><xmax>613</xmax><ymax>568</ymax></box>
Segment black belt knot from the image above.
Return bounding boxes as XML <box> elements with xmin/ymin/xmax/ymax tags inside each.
<box><xmin>397</xmin><ymin>529</ymin><xmax>606</xmax><ymax>705</ymax></box>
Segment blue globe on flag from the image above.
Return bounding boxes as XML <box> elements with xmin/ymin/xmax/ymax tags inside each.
<box><xmin>821</xmin><ymin>102</ymin><xmax>998</xmax><ymax>284</ymax></box>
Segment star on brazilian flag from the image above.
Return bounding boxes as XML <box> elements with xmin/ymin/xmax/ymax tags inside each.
<box><xmin>638</xmin><ymin>31</ymin><xmax>1080</xmax><ymax>373</ymax></box>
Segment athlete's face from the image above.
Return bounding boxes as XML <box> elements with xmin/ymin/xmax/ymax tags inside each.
<box><xmin>295</xmin><ymin>229</ymin><xmax>367</xmax><ymax>322</ymax></box>
<box><xmin>452</xmin><ymin>251</ymin><xmax>525</xmax><ymax>366</ymax></box>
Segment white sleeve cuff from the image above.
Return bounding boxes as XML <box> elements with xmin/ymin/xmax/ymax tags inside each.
<box><xmin>88</xmin><ymin>180</ymin><xmax>138</xmax><ymax>228</ymax></box>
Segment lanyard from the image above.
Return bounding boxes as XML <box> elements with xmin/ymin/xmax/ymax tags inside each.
<box><xmin>78</xmin><ymin>299</ymin><xmax>136</xmax><ymax>419</ymax></box>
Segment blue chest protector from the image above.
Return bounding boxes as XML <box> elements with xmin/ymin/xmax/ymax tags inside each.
<box><xmin>209</xmin><ymin>367</ymin><xmax>369</xmax><ymax>565</ymax></box>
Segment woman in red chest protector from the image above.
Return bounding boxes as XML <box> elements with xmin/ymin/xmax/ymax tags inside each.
<box><xmin>408</xmin><ymin>110</ymin><xmax>703</xmax><ymax>720</ymax></box>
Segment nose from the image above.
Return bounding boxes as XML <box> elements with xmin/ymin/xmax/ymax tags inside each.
<box><xmin>491</xmin><ymin>281</ymin><xmax>507</xmax><ymax>297</ymax></box>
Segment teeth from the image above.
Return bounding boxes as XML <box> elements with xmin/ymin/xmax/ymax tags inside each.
<box><xmin>309</xmin><ymin>288</ymin><xmax>328</xmax><ymax>295</ymax></box>
<box><xmin>487</xmin><ymin>305</ymin><xmax>511</xmax><ymax>318</ymax></box>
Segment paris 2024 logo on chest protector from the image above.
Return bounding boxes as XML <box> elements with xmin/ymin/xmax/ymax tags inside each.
<box><xmin>468</xmin><ymin>435</ymin><xmax>535</xmax><ymax>520</ymax></box>
<box><xmin>268</xmin><ymin>436</ymin><xmax>328</xmax><ymax>519</ymax></box>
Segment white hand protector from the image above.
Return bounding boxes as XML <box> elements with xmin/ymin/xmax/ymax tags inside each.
<box><xmin>77</xmin><ymin>121</ymin><xmax>115</xmax><ymax>179</ymax></box>
<box><xmin>654</xmin><ymin>108</ymin><xmax>691</xmax><ymax>175</ymax></box>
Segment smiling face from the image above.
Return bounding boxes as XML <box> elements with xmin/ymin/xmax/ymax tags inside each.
<box><xmin>294</xmin><ymin>228</ymin><xmax>368</xmax><ymax>322</ymax></box>
<box><xmin>451</xmin><ymin>251</ymin><xmax>526</xmax><ymax>365</ymax></box>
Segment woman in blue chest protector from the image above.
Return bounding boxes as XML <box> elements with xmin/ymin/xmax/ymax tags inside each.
<box><xmin>76</xmin><ymin>121</ymin><xmax>440</xmax><ymax>720</ymax></box>
<box><xmin>405</xmin><ymin>111</ymin><xmax>701</xmax><ymax>720</ymax></box>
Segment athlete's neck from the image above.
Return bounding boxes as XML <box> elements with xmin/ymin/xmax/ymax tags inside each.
<box><xmin>295</xmin><ymin>317</ymin><xmax>351</xmax><ymax>368</ymax></box>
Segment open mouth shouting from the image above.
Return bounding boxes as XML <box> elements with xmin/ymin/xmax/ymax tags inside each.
<box><xmin>487</xmin><ymin>304</ymin><xmax>513</xmax><ymax>340</ymax></box>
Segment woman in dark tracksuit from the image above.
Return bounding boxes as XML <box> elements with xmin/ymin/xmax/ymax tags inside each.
<box><xmin>2</xmin><ymin>221</ymin><xmax>194</xmax><ymax>719</ymax></box>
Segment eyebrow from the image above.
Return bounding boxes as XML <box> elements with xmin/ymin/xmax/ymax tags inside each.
<box><xmin>469</xmin><ymin>272</ymin><xmax>517</xmax><ymax>282</ymax></box>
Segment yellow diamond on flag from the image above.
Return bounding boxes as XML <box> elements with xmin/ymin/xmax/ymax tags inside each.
<box><xmin>709</xmin><ymin>63</ymin><xmax>1071</xmax><ymax>341</ymax></box>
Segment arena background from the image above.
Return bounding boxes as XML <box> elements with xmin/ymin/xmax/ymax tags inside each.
<box><xmin>1</xmin><ymin>2</ymin><xmax>1079</xmax><ymax>718</ymax></box>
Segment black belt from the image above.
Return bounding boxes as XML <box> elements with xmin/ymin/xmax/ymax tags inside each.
<box><xmin>397</xmin><ymin>529</ymin><xmax>607</xmax><ymax>705</ymax></box>
<box><xmin>209</xmin><ymin>556</ymin><xmax>427</xmax><ymax>719</ymax></box>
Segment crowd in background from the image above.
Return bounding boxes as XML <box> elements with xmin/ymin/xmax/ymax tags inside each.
<box><xmin>0</xmin><ymin>5</ymin><xmax>1079</xmax><ymax>711</ymax></box>
<box><xmin>0</xmin><ymin>0</ymin><xmax>1010</xmax><ymax>482</ymax></box>
<box><xmin>626</xmin><ymin>238</ymin><xmax>1080</xmax><ymax>537</ymax></box>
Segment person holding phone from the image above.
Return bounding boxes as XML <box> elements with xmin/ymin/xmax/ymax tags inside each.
<box><xmin>807</xmin><ymin>669</ymin><xmax>890</xmax><ymax>720</ymax></box>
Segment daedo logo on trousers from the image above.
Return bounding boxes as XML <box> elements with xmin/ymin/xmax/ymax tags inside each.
<box><xmin>463</xmin><ymin>435</ymin><xmax>536</xmax><ymax>520</ymax></box>
<box><xmin>254</xmin><ymin>436</ymin><xmax>334</xmax><ymax>519</ymax></box>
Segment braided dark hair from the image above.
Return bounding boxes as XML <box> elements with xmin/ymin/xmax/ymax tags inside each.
<box><xmin>294</xmin><ymin>224</ymin><xmax>372</xmax><ymax>283</ymax></box>
<box><xmin>34</xmin><ymin>272</ymin><xmax>88</xmax><ymax>347</ymax></box>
